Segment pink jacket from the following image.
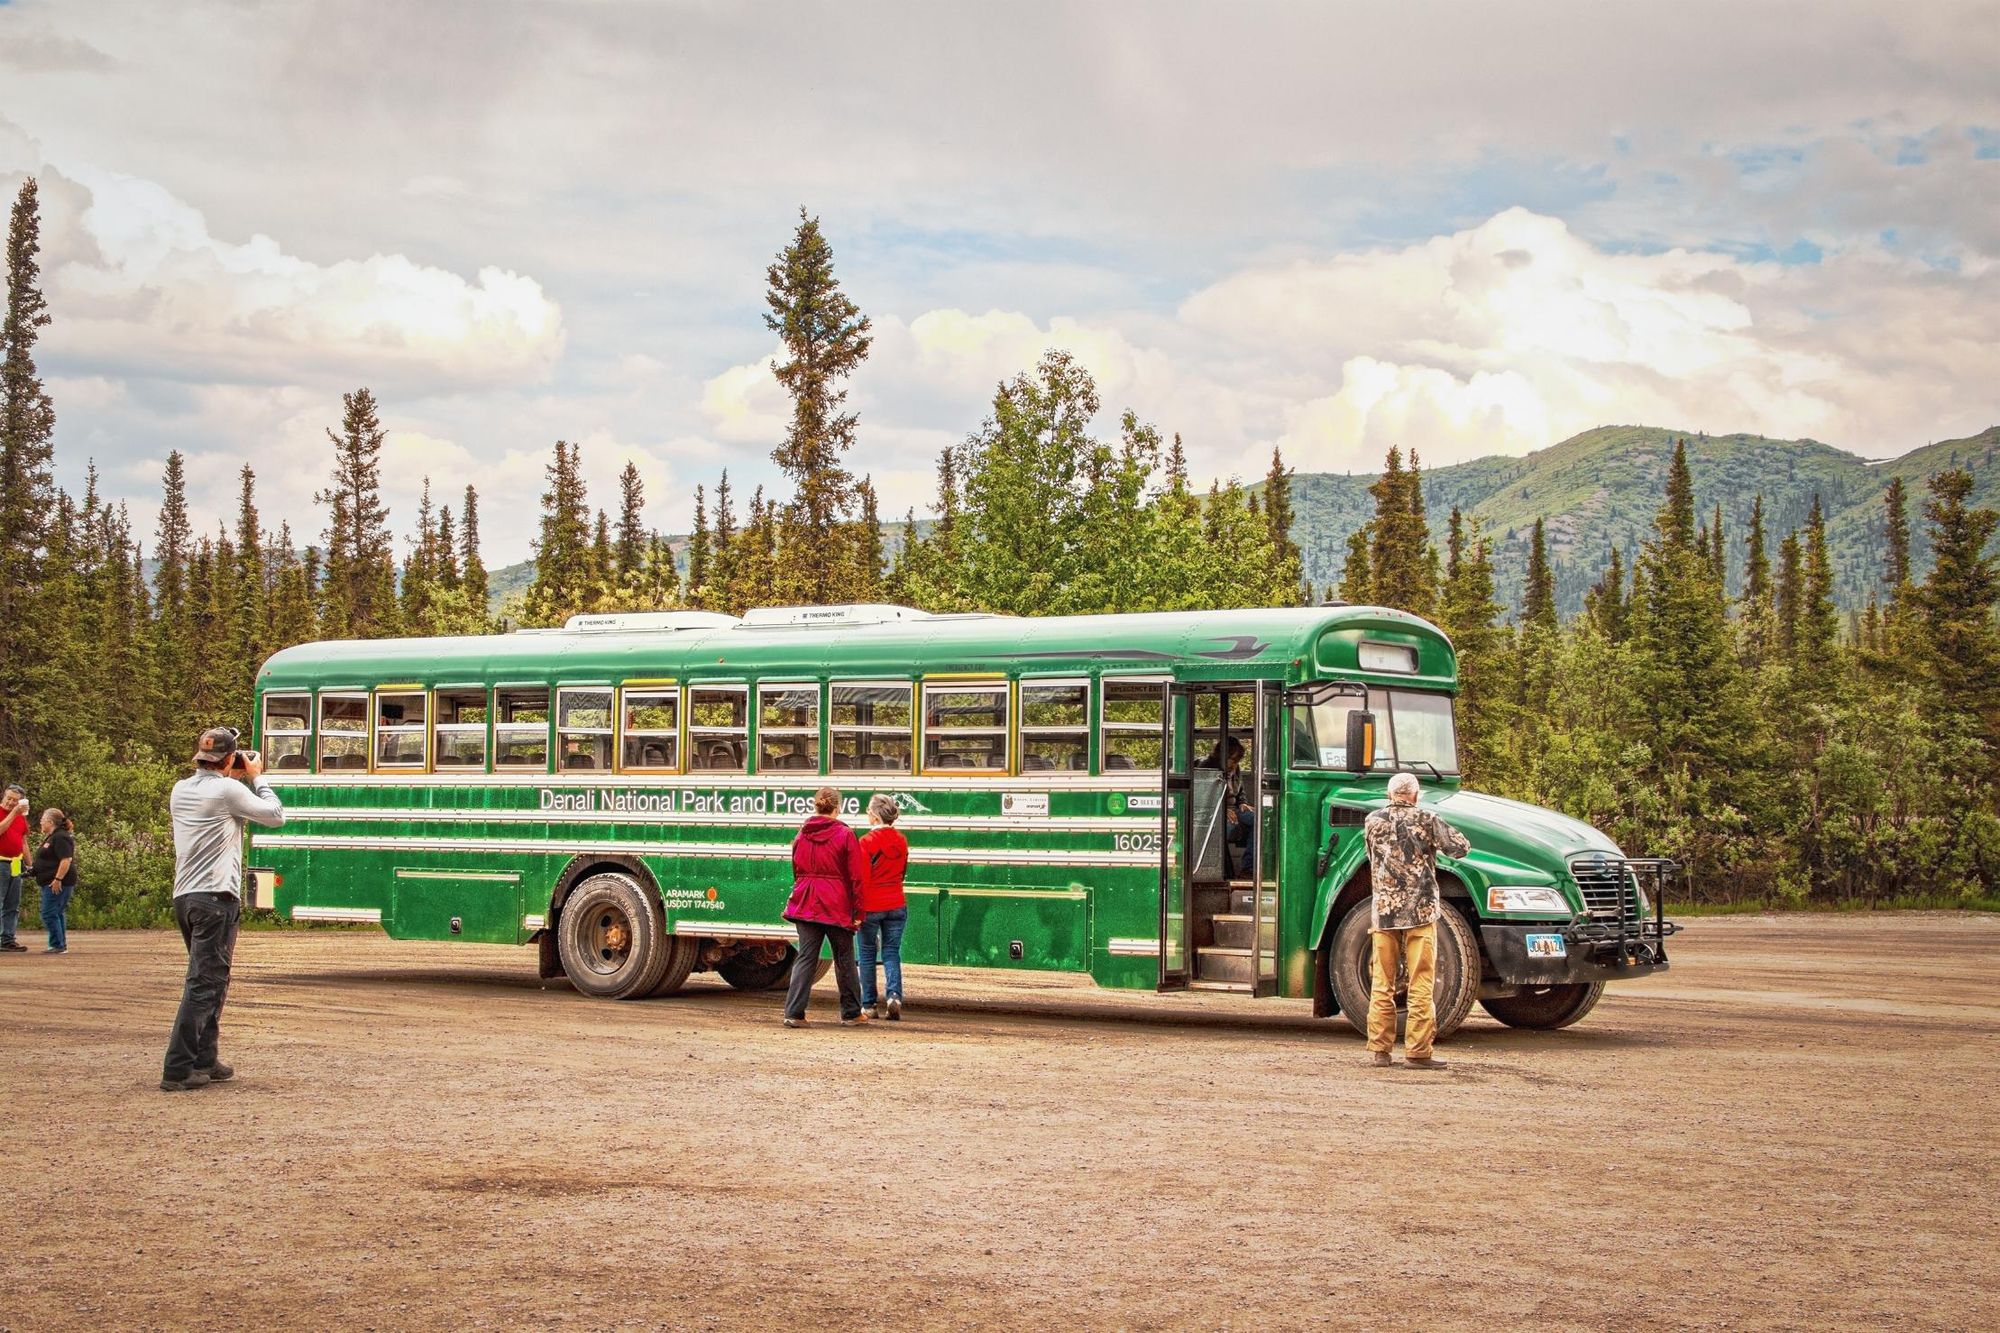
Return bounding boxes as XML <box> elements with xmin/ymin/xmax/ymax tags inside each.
<box><xmin>784</xmin><ymin>814</ymin><xmax>867</xmax><ymax>929</ymax></box>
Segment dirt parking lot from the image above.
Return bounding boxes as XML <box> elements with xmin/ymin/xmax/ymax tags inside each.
<box><xmin>2</xmin><ymin>914</ymin><xmax>1996</xmax><ymax>1331</ymax></box>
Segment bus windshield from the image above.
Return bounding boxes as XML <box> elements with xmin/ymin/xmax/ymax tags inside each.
<box><xmin>1290</xmin><ymin>687</ymin><xmax>1460</xmax><ymax>776</ymax></box>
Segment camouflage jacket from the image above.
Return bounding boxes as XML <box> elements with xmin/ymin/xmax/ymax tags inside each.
<box><xmin>1363</xmin><ymin>802</ymin><xmax>1470</xmax><ymax>930</ymax></box>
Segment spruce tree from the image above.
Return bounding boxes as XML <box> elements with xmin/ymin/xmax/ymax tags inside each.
<box><xmin>1882</xmin><ymin>476</ymin><xmax>1912</xmax><ymax>592</ymax></box>
<box><xmin>152</xmin><ymin>451</ymin><xmax>195</xmax><ymax>751</ymax></box>
<box><xmin>1365</xmin><ymin>447</ymin><xmax>1434</xmax><ymax>615</ymax></box>
<box><xmin>316</xmin><ymin>387</ymin><xmax>398</xmax><ymax>638</ymax></box>
<box><xmin>266</xmin><ymin>532</ymin><xmax>317</xmax><ymax>652</ymax></box>
<box><xmin>1585</xmin><ymin>546</ymin><xmax>1627</xmax><ymax>643</ymax></box>
<box><xmin>711</xmin><ymin>470</ymin><xmax>738</xmax><ymax>600</ymax></box>
<box><xmin>524</xmin><ymin>440</ymin><xmax>594</xmax><ymax>625</ymax></box>
<box><xmin>855</xmin><ymin>476</ymin><xmax>884</xmax><ymax>599</ymax></box>
<box><xmin>765</xmin><ymin>210</ymin><xmax>872</xmax><ymax>603</ymax></box>
<box><xmin>1263</xmin><ymin>444</ymin><xmax>1306</xmax><ymax>604</ymax></box>
<box><xmin>459</xmin><ymin>486</ymin><xmax>488</xmax><ymax>621</ymax></box>
<box><xmin>1916</xmin><ymin>469</ymin><xmax>2000</xmax><ymax>762</ymax></box>
<box><xmin>1337</xmin><ymin>527</ymin><xmax>1372</xmax><ymax>604</ymax></box>
<box><xmin>1522</xmin><ymin>518</ymin><xmax>1558</xmax><ymax>632</ymax></box>
<box><xmin>1439</xmin><ymin>508</ymin><xmax>1507</xmax><ymax>782</ymax></box>
<box><xmin>231</xmin><ymin>466</ymin><xmax>266</xmax><ymax>713</ymax></box>
<box><xmin>1797</xmin><ymin>496</ymin><xmax>1840</xmax><ymax>679</ymax></box>
<box><xmin>434</xmin><ymin>504</ymin><xmax>460</xmax><ymax>591</ymax></box>
<box><xmin>1775</xmin><ymin>531</ymin><xmax>1803</xmax><ymax>660</ymax></box>
<box><xmin>685</xmin><ymin>484</ymin><xmax>711</xmax><ymax>608</ymax></box>
<box><xmin>615</xmin><ymin>461</ymin><xmax>646</xmax><ymax>580</ymax></box>
<box><xmin>1740</xmin><ymin>495</ymin><xmax>1775</xmax><ymax>667</ymax></box>
<box><xmin>0</xmin><ymin>177</ymin><xmax>58</xmax><ymax>765</ymax></box>
<box><xmin>400</xmin><ymin>479</ymin><xmax>440</xmax><ymax>632</ymax></box>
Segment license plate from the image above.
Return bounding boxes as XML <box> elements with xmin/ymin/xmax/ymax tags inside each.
<box><xmin>1525</xmin><ymin>933</ymin><xmax>1567</xmax><ymax>959</ymax></box>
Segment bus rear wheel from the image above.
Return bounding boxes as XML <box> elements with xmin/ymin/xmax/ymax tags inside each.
<box><xmin>1327</xmin><ymin>897</ymin><xmax>1481</xmax><ymax>1043</ymax></box>
<box><xmin>556</xmin><ymin>873</ymin><xmax>673</xmax><ymax>1000</ymax></box>
<box><xmin>1480</xmin><ymin>982</ymin><xmax>1604</xmax><ymax>1029</ymax></box>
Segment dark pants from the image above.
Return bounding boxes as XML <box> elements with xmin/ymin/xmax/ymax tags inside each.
<box><xmin>1</xmin><ymin>867</ymin><xmax>19</xmax><ymax>942</ymax></box>
<box><xmin>163</xmin><ymin>892</ymin><xmax>241</xmax><ymax>1079</ymax></box>
<box><xmin>784</xmin><ymin>918</ymin><xmax>861</xmax><ymax>1021</ymax></box>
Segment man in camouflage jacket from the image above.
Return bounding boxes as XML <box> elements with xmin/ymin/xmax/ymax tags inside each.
<box><xmin>1362</xmin><ymin>771</ymin><xmax>1469</xmax><ymax>1068</ymax></box>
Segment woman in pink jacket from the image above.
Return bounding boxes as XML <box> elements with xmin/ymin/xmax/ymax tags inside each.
<box><xmin>781</xmin><ymin>786</ymin><xmax>869</xmax><ymax>1027</ymax></box>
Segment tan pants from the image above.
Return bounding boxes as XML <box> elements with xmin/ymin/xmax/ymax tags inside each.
<box><xmin>1367</xmin><ymin>923</ymin><xmax>1438</xmax><ymax>1058</ymax></box>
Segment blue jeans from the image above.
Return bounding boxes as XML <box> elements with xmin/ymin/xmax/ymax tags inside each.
<box><xmin>1</xmin><ymin>868</ymin><xmax>20</xmax><ymax>942</ymax></box>
<box><xmin>40</xmin><ymin>884</ymin><xmax>72</xmax><ymax>950</ymax></box>
<box><xmin>856</xmin><ymin>907</ymin><xmax>908</xmax><ymax>1006</ymax></box>
<box><xmin>1226</xmin><ymin>804</ymin><xmax>1256</xmax><ymax>878</ymax></box>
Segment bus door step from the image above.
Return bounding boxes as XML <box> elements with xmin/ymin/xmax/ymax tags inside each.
<box><xmin>1210</xmin><ymin>914</ymin><xmax>1275</xmax><ymax>952</ymax></box>
<box><xmin>1194</xmin><ymin>946</ymin><xmax>1256</xmax><ymax>986</ymax></box>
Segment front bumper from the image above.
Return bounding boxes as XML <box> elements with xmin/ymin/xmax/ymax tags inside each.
<box><xmin>1480</xmin><ymin>918</ymin><xmax>1678</xmax><ymax>985</ymax></box>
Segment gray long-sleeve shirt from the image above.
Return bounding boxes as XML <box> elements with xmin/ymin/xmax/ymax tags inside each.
<box><xmin>170</xmin><ymin>767</ymin><xmax>286</xmax><ymax>899</ymax></box>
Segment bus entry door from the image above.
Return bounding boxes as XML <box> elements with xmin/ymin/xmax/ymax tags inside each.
<box><xmin>1159</xmin><ymin>683</ymin><xmax>1191</xmax><ymax>990</ymax></box>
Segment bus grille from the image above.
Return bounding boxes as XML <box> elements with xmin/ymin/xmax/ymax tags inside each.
<box><xmin>1570</xmin><ymin>859</ymin><xmax>1641</xmax><ymax>919</ymax></box>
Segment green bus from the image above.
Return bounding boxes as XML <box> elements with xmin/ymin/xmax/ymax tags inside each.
<box><xmin>247</xmin><ymin>602</ymin><xmax>1676</xmax><ymax>1037</ymax></box>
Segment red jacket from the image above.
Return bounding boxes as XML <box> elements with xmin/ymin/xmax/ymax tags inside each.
<box><xmin>0</xmin><ymin>804</ymin><xmax>24</xmax><ymax>861</ymax></box>
<box><xmin>784</xmin><ymin>814</ymin><xmax>867</xmax><ymax>928</ymax></box>
<box><xmin>858</xmin><ymin>826</ymin><xmax>908</xmax><ymax>913</ymax></box>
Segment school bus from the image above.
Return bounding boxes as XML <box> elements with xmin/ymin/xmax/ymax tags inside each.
<box><xmin>247</xmin><ymin>603</ymin><xmax>1676</xmax><ymax>1037</ymax></box>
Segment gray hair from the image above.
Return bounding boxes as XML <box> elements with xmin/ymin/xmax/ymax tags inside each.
<box><xmin>867</xmin><ymin>793</ymin><xmax>900</xmax><ymax>825</ymax></box>
<box><xmin>1386</xmin><ymin>772</ymin><xmax>1421</xmax><ymax>802</ymax></box>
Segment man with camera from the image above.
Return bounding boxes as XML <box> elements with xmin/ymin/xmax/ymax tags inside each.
<box><xmin>161</xmin><ymin>727</ymin><xmax>285</xmax><ymax>1092</ymax></box>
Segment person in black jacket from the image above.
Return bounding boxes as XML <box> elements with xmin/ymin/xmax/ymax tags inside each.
<box><xmin>32</xmin><ymin>808</ymin><xmax>76</xmax><ymax>955</ymax></box>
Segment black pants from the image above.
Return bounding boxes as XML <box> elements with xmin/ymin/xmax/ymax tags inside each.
<box><xmin>784</xmin><ymin>919</ymin><xmax>861</xmax><ymax>1021</ymax></box>
<box><xmin>164</xmin><ymin>892</ymin><xmax>241</xmax><ymax>1079</ymax></box>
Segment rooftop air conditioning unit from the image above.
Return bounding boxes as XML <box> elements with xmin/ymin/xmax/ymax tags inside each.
<box><xmin>737</xmin><ymin>604</ymin><xmax>934</xmax><ymax>628</ymax></box>
<box><xmin>562</xmin><ymin>611</ymin><xmax>742</xmax><ymax>632</ymax></box>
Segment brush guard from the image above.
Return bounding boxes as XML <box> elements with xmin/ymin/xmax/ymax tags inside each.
<box><xmin>1564</xmin><ymin>856</ymin><xmax>1681</xmax><ymax>966</ymax></box>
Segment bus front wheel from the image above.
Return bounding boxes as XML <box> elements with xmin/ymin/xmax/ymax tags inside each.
<box><xmin>556</xmin><ymin>873</ymin><xmax>674</xmax><ymax>1000</ymax></box>
<box><xmin>1480</xmin><ymin>982</ymin><xmax>1604</xmax><ymax>1029</ymax></box>
<box><xmin>1327</xmin><ymin>898</ymin><xmax>1481</xmax><ymax>1043</ymax></box>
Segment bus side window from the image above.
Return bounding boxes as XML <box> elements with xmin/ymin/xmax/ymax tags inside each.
<box><xmin>830</xmin><ymin>682</ymin><xmax>912</xmax><ymax>774</ymax></box>
<box><xmin>374</xmin><ymin>691</ymin><xmax>428</xmax><ymax>770</ymax></box>
<box><xmin>317</xmin><ymin>693</ymin><xmax>369</xmax><ymax>771</ymax></box>
<box><xmin>262</xmin><ymin>693</ymin><xmax>312</xmax><ymax>772</ymax></box>
<box><xmin>688</xmin><ymin>686</ymin><xmax>749</xmax><ymax>773</ymax></box>
<box><xmin>494</xmin><ymin>688</ymin><xmax>550</xmax><ymax>769</ymax></box>
<box><xmin>435</xmin><ymin>688</ymin><xmax>489</xmax><ymax>771</ymax></box>
<box><xmin>757</xmin><ymin>683</ymin><xmax>821</xmax><ymax>773</ymax></box>
<box><xmin>922</xmin><ymin>682</ymin><xmax>1008</xmax><ymax>772</ymax></box>
<box><xmin>1101</xmin><ymin>680</ymin><xmax>1166</xmax><ymax>772</ymax></box>
<box><xmin>556</xmin><ymin>689</ymin><xmax>615</xmax><ymax>772</ymax></box>
<box><xmin>620</xmin><ymin>687</ymin><xmax>679</xmax><ymax>771</ymax></box>
<box><xmin>1019</xmin><ymin>680</ymin><xmax>1088</xmax><ymax>772</ymax></box>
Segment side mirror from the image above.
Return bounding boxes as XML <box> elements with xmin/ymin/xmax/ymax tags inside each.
<box><xmin>1345</xmin><ymin>711</ymin><xmax>1376</xmax><ymax>773</ymax></box>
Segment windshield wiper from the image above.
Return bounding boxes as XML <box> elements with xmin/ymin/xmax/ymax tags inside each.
<box><xmin>1393</xmin><ymin>759</ymin><xmax>1446</xmax><ymax>781</ymax></box>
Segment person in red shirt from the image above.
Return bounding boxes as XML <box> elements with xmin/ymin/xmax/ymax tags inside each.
<box><xmin>781</xmin><ymin>786</ymin><xmax>869</xmax><ymax>1028</ymax></box>
<box><xmin>0</xmin><ymin>784</ymin><xmax>28</xmax><ymax>953</ymax></box>
<box><xmin>856</xmin><ymin>793</ymin><xmax>910</xmax><ymax>1020</ymax></box>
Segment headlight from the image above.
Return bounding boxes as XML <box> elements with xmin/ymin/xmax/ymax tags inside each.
<box><xmin>1485</xmin><ymin>885</ymin><xmax>1571</xmax><ymax>914</ymax></box>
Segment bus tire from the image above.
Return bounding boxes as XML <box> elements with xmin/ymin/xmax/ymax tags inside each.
<box><xmin>555</xmin><ymin>873</ymin><xmax>672</xmax><ymax>1000</ymax></box>
<box><xmin>1328</xmin><ymin>897</ymin><xmax>1481</xmax><ymax>1043</ymax></box>
<box><xmin>718</xmin><ymin>947</ymin><xmax>794</xmax><ymax>992</ymax></box>
<box><xmin>1480</xmin><ymin>982</ymin><xmax>1604</xmax><ymax>1030</ymax></box>
<box><xmin>642</xmin><ymin>936</ymin><xmax>700</xmax><ymax>997</ymax></box>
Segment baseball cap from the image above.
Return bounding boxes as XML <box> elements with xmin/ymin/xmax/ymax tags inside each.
<box><xmin>193</xmin><ymin>726</ymin><xmax>241</xmax><ymax>766</ymax></box>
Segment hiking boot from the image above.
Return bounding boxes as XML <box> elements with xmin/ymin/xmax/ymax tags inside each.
<box><xmin>0</xmin><ymin>939</ymin><xmax>26</xmax><ymax>952</ymax></box>
<box><xmin>1404</xmin><ymin>1055</ymin><xmax>1449</xmax><ymax>1070</ymax></box>
<box><xmin>841</xmin><ymin>1011</ymin><xmax>870</xmax><ymax>1025</ymax></box>
<box><xmin>782</xmin><ymin>1016</ymin><xmax>808</xmax><ymax>1028</ymax></box>
<box><xmin>197</xmin><ymin>1063</ymin><xmax>234</xmax><ymax>1082</ymax></box>
<box><xmin>886</xmin><ymin>996</ymin><xmax>902</xmax><ymax>1021</ymax></box>
<box><xmin>1367</xmin><ymin>1050</ymin><xmax>1394</xmax><ymax>1067</ymax></box>
<box><xmin>160</xmin><ymin>1072</ymin><xmax>213</xmax><ymax>1092</ymax></box>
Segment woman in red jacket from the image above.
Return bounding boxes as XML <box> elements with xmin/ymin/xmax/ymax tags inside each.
<box><xmin>781</xmin><ymin>786</ymin><xmax>869</xmax><ymax>1027</ymax></box>
<box><xmin>856</xmin><ymin>793</ymin><xmax>910</xmax><ymax>1020</ymax></box>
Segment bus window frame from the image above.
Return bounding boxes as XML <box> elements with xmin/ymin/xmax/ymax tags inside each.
<box><xmin>828</xmin><ymin>679</ymin><xmax>915</xmax><ymax>776</ymax></box>
<box><xmin>372</xmin><ymin>685</ymin><xmax>430</xmax><ymax>772</ymax></box>
<box><xmin>492</xmin><ymin>684</ymin><xmax>552</xmax><ymax>773</ymax></box>
<box><xmin>687</xmin><ymin>682</ymin><xmax>751</xmax><ymax>774</ymax></box>
<box><xmin>920</xmin><ymin>676</ymin><xmax>1011</xmax><ymax>776</ymax></box>
<box><xmin>260</xmin><ymin>692</ymin><xmax>313</xmax><ymax>774</ymax></box>
<box><xmin>432</xmin><ymin>684</ymin><xmax>491</xmax><ymax>773</ymax></box>
<box><xmin>1099</xmin><ymin>674</ymin><xmax>1171</xmax><ymax>775</ymax></box>
<box><xmin>1018</xmin><ymin>676</ymin><xmax>1089</xmax><ymax>775</ymax></box>
<box><xmin>756</xmin><ymin>680</ymin><xmax>822</xmax><ymax>776</ymax></box>
<box><xmin>617</xmin><ymin>682</ymin><xmax>681</xmax><ymax>774</ymax></box>
<box><xmin>555</xmin><ymin>685</ymin><xmax>616</xmax><ymax>774</ymax></box>
<box><xmin>315</xmin><ymin>689</ymin><xmax>371</xmax><ymax>773</ymax></box>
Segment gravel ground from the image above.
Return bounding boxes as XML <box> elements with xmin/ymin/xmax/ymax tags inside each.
<box><xmin>2</xmin><ymin>912</ymin><xmax>1996</xmax><ymax>1331</ymax></box>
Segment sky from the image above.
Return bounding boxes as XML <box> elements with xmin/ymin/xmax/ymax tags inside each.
<box><xmin>1</xmin><ymin>0</ymin><xmax>1997</xmax><ymax>565</ymax></box>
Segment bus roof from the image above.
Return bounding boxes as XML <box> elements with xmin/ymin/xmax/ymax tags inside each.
<box><xmin>256</xmin><ymin>604</ymin><xmax>1455</xmax><ymax>692</ymax></box>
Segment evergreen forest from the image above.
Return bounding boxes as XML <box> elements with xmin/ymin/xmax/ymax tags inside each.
<box><xmin>3</xmin><ymin>184</ymin><xmax>1995</xmax><ymax>929</ymax></box>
